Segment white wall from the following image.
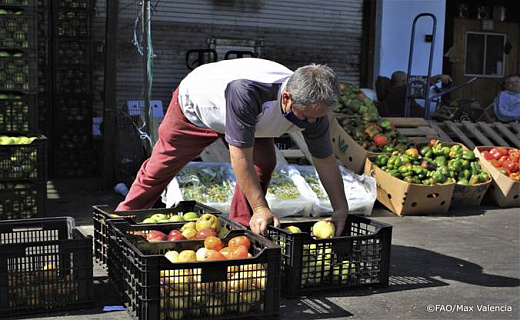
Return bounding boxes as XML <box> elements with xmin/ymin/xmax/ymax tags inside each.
<box><xmin>374</xmin><ymin>0</ymin><xmax>447</xmax><ymax>81</ymax></box>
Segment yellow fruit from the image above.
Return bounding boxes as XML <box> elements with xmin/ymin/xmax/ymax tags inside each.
<box><xmin>312</xmin><ymin>220</ymin><xmax>335</xmax><ymax>239</ymax></box>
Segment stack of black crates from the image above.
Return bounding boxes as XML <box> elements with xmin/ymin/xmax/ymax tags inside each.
<box><xmin>37</xmin><ymin>0</ymin><xmax>92</xmax><ymax>178</ymax></box>
<box><xmin>0</xmin><ymin>0</ymin><xmax>47</xmax><ymax>220</ymax></box>
<box><xmin>50</xmin><ymin>0</ymin><xmax>92</xmax><ymax>177</ymax></box>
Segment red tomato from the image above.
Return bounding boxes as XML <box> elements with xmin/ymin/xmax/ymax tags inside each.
<box><xmin>228</xmin><ymin>235</ymin><xmax>251</xmax><ymax>250</ymax></box>
<box><xmin>502</xmin><ymin>160</ymin><xmax>518</xmax><ymax>173</ymax></box>
<box><xmin>481</xmin><ymin>151</ymin><xmax>494</xmax><ymax>161</ymax></box>
<box><xmin>219</xmin><ymin>247</ymin><xmax>231</xmax><ymax>259</ymax></box>
<box><xmin>229</xmin><ymin>245</ymin><xmax>249</xmax><ymax>259</ymax></box>
<box><xmin>490</xmin><ymin>147</ymin><xmax>508</xmax><ymax>159</ymax></box>
<box><xmin>490</xmin><ymin>159</ymin><xmax>501</xmax><ymax>168</ymax></box>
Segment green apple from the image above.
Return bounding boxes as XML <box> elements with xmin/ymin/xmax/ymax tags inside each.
<box><xmin>141</xmin><ymin>217</ymin><xmax>157</xmax><ymax>224</ymax></box>
<box><xmin>150</xmin><ymin>213</ymin><xmax>168</xmax><ymax>221</ymax></box>
<box><xmin>182</xmin><ymin>211</ymin><xmax>198</xmax><ymax>221</ymax></box>
<box><xmin>284</xmin><ymin>225</ymin><xmax>302</xmax><ymax>233</ymax></box>
<box><xmin>169</xmin><ymin>214</ymin><xmax>184</xmax><ymax>222</ymax></box>
<box><xmin>312</xmin><ymin>220</ymin><xmax>335</xmax><ymax>239</ymax></box>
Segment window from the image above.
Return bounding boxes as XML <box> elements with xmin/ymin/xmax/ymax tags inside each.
<box><xmin>465</xmin><ymin>32</ymin><xmax>505</xmax><ymax>77</ymax></box>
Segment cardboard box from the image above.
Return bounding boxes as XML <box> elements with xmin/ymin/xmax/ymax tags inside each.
<box><xmin>416</xmin><ymin>142</ymin><xmax>491</xmax><ymax>208</ymax></box>
<box><xmin>329</xmin><ymin>115</ymin><xmax>379</xmax><ymax>174</ymax></box>
<box><xmin>474</xmin><ymin>147</ymin><xmax>520</xmax><ymax>208</ymax></box>
<box><xmin>364</xmin><ymin>158</ymin><xmax>455</xmax><ymax>216</ymax></box>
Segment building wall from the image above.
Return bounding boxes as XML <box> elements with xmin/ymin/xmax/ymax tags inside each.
<box><xmin>92</xmin><ymin>0</ymin><xmax>365</xmax><ymax>114</ymax></box>
<box><xmin>374</xmin><ymin>0</ymin><xmax>447</xmax><ymax>82</ymax></box>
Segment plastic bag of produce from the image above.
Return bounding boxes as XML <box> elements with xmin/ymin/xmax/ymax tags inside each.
<box><xmin>161</xmin><ymin>162</ymin><xmax>236</xmax><ymax>213</ymax></box>
<box><xmin>266</xmin><ymin>164</ymin><xmax>315</xmax><ymax>217</ymax></box>
<box><xmin>295</xmin><ymin>165</ymin><xmax>377</xmax><ymax>216</ymax></box>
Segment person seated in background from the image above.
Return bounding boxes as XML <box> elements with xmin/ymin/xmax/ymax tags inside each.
<box><xmin>494</xmin><ymin>74</ymin><xmax>520</xmax><ymax>123</ymax></box>
<box><xmin>385</xmin><ymin>71</ymin><xmax>452</xmax><ymax>117</ymax></box>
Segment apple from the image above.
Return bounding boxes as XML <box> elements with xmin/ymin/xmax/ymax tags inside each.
<box><xmin>146</xmin><ymin>230</ymin><xmax>168</xmax><ymax>242</ymax></box>
<box><xmin>195</xmin><ymin>213</ymin><xmax>221</xmax><ymax>232</ymax></box>
<box><xmin>178</xmin><ymin>250</ymin><xmax>197</xmax><ymax>262</ymax></box>
<box><xmin>181</xmin><ymin>228</ymin><xmax>197</xmax><ymax>239</ymax></box>
<box><xmin>312</xmin><ymin>220</ymin><xmax>335</xmax><ymax>239</ymax></box>
<box><xmin>228</xmin><ymin>235</ymin><xmax>250</xmax><ymax>249</ymax></box>
<box><xmin>150</xmin><ymin>213</ymin><xmax>168</xmax><ymax>221</ymax></box>
<box><xmin>169</xmin><ymin>214</ymin><xmax>184</xmax><ymax>222</ymax></box>
<box><xmin>182</xmin><ymin>211</ymin><xmax>199</xmax><ymax>221</ymax></box>
<box><xmin>195</xmin><ymin>247</ymin><xmax>208</xmax><ymax>261</ymax></box>
<box><xmin>180</xmin><ymin>221</ymin><xmax>196</xmax><ymax>231</ymax></box>
<box><xmin>195</xmin><ymin>228</ymin><xmax>217</xmax><ymax>240</ymax></box>
<box><xmin>204</xmin><ymin>249</ymin><xmax>226</xmax><ymax>261</ymax></box>
<box><xmin>168</xmin><ymin>229</ymin><xmax>187</xmax><ymax>241</ymax></box>
<box><xmin>204</xmin><ymin>236</ymin><xmax>224</xmax><ymax>251</ymax></box>
<box><xmin>141</xmin><ymin>217</ymin><xmax>157</xmax><ymax>224</ymax></box>
<box><xmin>284</xmin><ymin>225</ymin><xmax>302</xmax><ymax>233</ymax></box>
<box><xmin>164</xmin><ymin>250</ymin><xmax>179</xmax><ymax>263</ymax></box>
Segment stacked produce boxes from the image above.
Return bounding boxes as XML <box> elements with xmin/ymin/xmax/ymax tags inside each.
<box><xmin>50</xmin><ymin>0</ymin><xmax>92</xmax><ymax>177</ymax></box>
<box><xmin>0</xmin><ymin>0</ymin><xmax>47</xmax><ymax>220</ymax></box>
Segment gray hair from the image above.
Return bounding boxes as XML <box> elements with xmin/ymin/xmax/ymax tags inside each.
<box><xmin>285</xmin><ymin>64</ymin><xmax>340</xmax><ymax>111</ymax></box>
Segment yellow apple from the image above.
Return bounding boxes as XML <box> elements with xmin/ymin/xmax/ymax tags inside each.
<box><xmin>164</xmin><ymin>250</ymin><xmax>179</xmax><ymax>263</ymax></box>
<box><xmin>181</xmin><ymin>227</ymin><xmax>197</xmax><ymax>239</ymax></box>
<box><xmin>284</xmin><ymin>225</ymin><xmax>302</xmax><ymax>233</ymax></box>
<box><xmin>180</xmin><ymin>221</ymin><xmax>196</xmax><ymax>231</ymax></box>
<box><xmin>195</xmin><ymin>247</ymin><xmax>208</xmax><ymax>261</ymax></box>
<box><xmin>195</xmin><ymin>213</ymin><xmax>221</xmax><ymax>232</ymax></box>
<box><xmin>312</xmin><ymin>220</ymin><xmax>335</xmax><ymax>239</ymax></box>
<box><xmin>178</xmin><ymin>250</ymin><xmax>197</xmax><ymax>262</ymax></box>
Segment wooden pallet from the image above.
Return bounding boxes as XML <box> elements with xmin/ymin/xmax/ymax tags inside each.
<box><xmin>429</xmin><ymin>121</ymin><xmax>520</xmax><ymax>149</ymax></box>
<box><xmin>385</xmin><ymin>117</ymin><xmax>440</xmax><ymax>145</ymax></box>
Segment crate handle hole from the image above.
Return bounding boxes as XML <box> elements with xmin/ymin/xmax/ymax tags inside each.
<box><xmin>440</xmin><ymin>201</ymin><xmax>446</xmax><ymax>206</ymax></box>
<box><xmin>513</xmin><ymin>195</ymin><xmax>519</xmax><ymax>199</ymax></box>
<box><xmin>411</xmin><ymin>202</ymin><xmax>417</xmax><ymax>207</ymax></box>
<box><xmin>427</xmin><ymin>193</ymin><xmax>440</xmax><ymax>198</ymax></box>
<box><xmin>387</xmin><ymin>194</ymin><xmax>392</xmax><ymax>199</ymax></box>
<box><xmin>348</xmin><ymin>156</ymin><xmax>353</xmax><ymax>162</ymax></box>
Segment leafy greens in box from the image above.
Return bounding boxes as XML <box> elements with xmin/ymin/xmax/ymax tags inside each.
<box><xmin>161</xmin><ymin>162</ymin><xmax>235</xmax><ymax>213</ymax></box>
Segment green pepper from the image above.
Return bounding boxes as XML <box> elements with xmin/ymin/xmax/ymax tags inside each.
<box><xmin>420</xmin><ymin>146</ymin><xmax>431</xmax><ymax>157</ymax></box>
<box><xmin>432</xmin><ymin>171</ymin><xmax>445</xmax><ymax>183</ymax></box>
<box><xmin>432</xmin><ymin>144</ymin><xmax>443</xmax><ymax>156</ymax></box>
<box><xmin>448</xmin><ymin>159</ymin><xmax>462</xmax><ymax>172</ymax></box>
<box><xmin>457</xmin><ymin>178</ymin><xmax>469</xmax><ymax>185</ymax></box>
<box><xmin>469</xmin><ymin>175</ymin><xmax>480</xmax><ymax>185</ymax></box>
<box><xmin>403</xmin><ymin>176</ymin><xmax>414</xmax><ymax>184</ymax></box>
<box><xmin>442</xmin><ymin>146</ymin><xmax>451</xmax><ymax>157</ymax></box>
<box><xmin>433</xmin><ymin>156</ymin><xmax>447</xmax><ymax>167</ymax></box>
<box><xmin>375</xmin><ymin>154</ymin><xmax>389</xmax><ymax>167</ymax></box>
<box><xmin>412</xmin><ymin>176</ymin><xmax>421</xmax><ymax>184</ymax></box>
<box><xmin>460</xmin><ymin>169</ymin><xmax>471</xmax><ymax>181</ymax></box>
<box><xmin>478</xmin><ymin>171</ymin><xmax>489</xmax><ymax>183</ymax></box>
<box><xmin>460</xmin><ymin>159</ymin><xmax>470</xmax><ymax>169</ymax></box>
<box><xmin>462</xmin><ymin>150</ymin><xmax>475</xmax><ymax>160</ymax></box>
<box><xmin>444</xmin><ymin>177</ymin><xmax>455</xmax><ymax>184</ymax></box>
<box><xmin>394</xmin><ymin>156</ymin><xmax>403</xmax><ymax>168</ymax></box>
<box><xmin>450</xmin><ymin>144</ymin><xmax>462</xmax><ymax>152</ymax></box>
<box><xmin>470</xmin><ymin>161</ymin><xmax>481</xmax><ymax>175</ymax></box>
<box><xmin>405</xmin><ymin>148</ymin><xmax>420</xmax><ymax>160</ymax></box>
<box><xmin>399</xmin><ymin>154</ymin><xmax>411</xmax><ymax>164</ymax></box>
<box><xmin>383</xmin><ymin>145</ymin><xmax>395</xmax><ymax>153</ymax></box>
<box><xmin>388</xmin><ymin>170</ymin><xmax>401</xmax><ymax>178</ymax></box>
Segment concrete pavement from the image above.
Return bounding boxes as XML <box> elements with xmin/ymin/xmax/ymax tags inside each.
<box><xmin>10</xmin><ymin>178</ymin><xmax>519</xmax><ymax>320</ymax></box>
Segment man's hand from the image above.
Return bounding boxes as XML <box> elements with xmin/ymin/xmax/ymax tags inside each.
<box><xmin>323</xmin><ymin>208</ymin><xmax>348</xmax><ymax>237</ymax></box>
<box><xmin>249</xmin><ymin>206</ymin><xmax>280</xmax><ymax>235</ymax></box>
<box><xmin>439</xmin><ymin>74</ymin><xmax>453</xmax><ymax>85</ymax></box>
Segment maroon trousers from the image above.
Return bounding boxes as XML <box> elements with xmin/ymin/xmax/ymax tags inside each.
<box><xmin>116</xmin><ymin>89</ymin><xmax>276</xmax><ymax>227</ymax></box>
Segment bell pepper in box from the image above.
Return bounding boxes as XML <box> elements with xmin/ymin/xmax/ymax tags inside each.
<box><xmin>489</xmin><ymin>147</ymin><xmax>508</xmax><ymax>160</ymax></box>
<box><xmin>373</xmin><ymin>133</ymin><xmax>389</xmax><ymax>147</ymax></box>
<box><xmin>510</xmin><ymin>172</ymin><xmax>520</xmax><ymax>181</ymax></box>
<box><xmin>405</xmin><ymin>148</ymin><xmax>419</xmax><ymax>160</ymax></box>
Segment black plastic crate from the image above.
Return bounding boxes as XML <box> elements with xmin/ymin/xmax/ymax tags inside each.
<box><xmin>0</xmin><ymin>93</ymin><xmax>37</xmax><ymax>134</ymax></box>
<box><xmin>53</xmin><ymin>9</ymin><xmax>89</xmax><ymax>39</ymax></box>
<box><xmin>54</xmin><ymin>40</ymin><xmax>89</xmax><ymax>66</ymax></box>
<box><xmin>113</xmin><ymin>225</ymin><xmax>280</xmax><ymax>320</ymax></box>
<box><xmin>53</xmin><ymin>124</ymin><xmax>91</xmax><ymax>150</ymax></box>
<box><xmin>93</xmin><ymin>202</ymin><xmax>223</xmax><ymax>268</ymax></box>
<box><xmin>0</xmin><ymin>180</ymin><xmax>45</xmax><ymax>220</ymax></box>
<box><xmin>53</xmin><ymin>151</ymin><xmax>92</xmax><ymax>178</ymax></box>
<box><xmin>265</xmin><ymin>215</ymin><xmax>392</xmax><ymax>298</ymax></box>
<box><xmin>54</xmin><ymin>0</ymin><xmax>88</xmax><ymax>9</ymax></box>
<box><xmin>0</xmin><ymin>217</ymin><xmax>94</xmax><ymax>317</ymax></box>
<box><xmin>0</xmin><ymin>0</ymin><xmax>36</xmax><ymax>7</ymax></box>
<box><xmin>0</xmin><ymin>51</ymin><xmax>38</xmax><ymax>92</ymax></box>
<box><xmin>55</xmin><ymin>95</ymin><xmax>90</xmax><ymax>122</ymax></box>
<box><xmin>54</xmin><ymin>68</ymin><xmax>90</xmax><ymax>95</ymax></box>
<box><xmin>0</xmin><ymin>11</ymin><xmax>37</xmax><ymax>49</ymax></box>
<box><xmin>105</xmin><ymin>215</ymin><xmax>243</xmax><ymax>305</ymax></box>
<box><xmin>0</xmin><ymin>134</ymin><xmax>47</xmax><ymax>180</ymax></box>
